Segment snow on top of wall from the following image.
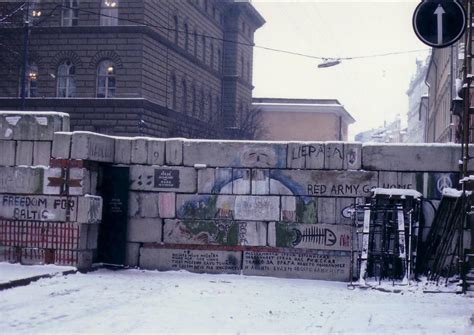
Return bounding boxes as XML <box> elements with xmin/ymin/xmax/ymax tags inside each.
<box><xmin>372</xmin><ymin>188</ymin><xmax>422</xmax><ymax>199</ymax></box>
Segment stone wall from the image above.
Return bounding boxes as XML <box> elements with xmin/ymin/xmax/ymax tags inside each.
<box><xmin>0</xmin><ymin>111</ymin><xmax>469</xmax><ymax>280</ymax></box>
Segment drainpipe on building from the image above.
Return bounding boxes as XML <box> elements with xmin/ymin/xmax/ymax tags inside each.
<box><xmin>338</xmin><ymin>116</ymin><xmax>342</xmax><ymax>140</ymax></box>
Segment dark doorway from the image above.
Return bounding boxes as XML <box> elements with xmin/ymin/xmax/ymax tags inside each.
<box><xmin>97</xmin><ymin>166</ymin><xmax>129</xmax><ymax>265</ymax></box>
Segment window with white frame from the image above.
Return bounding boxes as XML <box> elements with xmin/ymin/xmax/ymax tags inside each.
<box><xmin>100</xmin><ymin>0</ymin><xmax>118</xmax><ymax>26</ymax></box>
<box><xmin>97</xmin><ymin>60</ymin><xmax>116</xmax><ymax>98</ymax></box>
<box><xmin>61</xmin><ymin>0</ymin><xmax>79</xmax><ymax>27</ymax></box>
<box><xmin>57</xmin><ymin>60</ymin><xmax>76</xmax><ymax>97</ymax></box>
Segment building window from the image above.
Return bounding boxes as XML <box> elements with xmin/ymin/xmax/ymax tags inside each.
<box><xmin>97</xmin><ymin>60</ymin><xmax>116</xmax><ymax>98</ymax></box>
<box><xmin>193</xmin><ymin>30</ymin><xmax>198</xmax><ymax>58</ymax></box>
<box><xmin>192</xmin><ymin>85</ymin><xmax>196</xmax><ymax>116</ymax></box>
<box><xmin>202</xmin><ymin>36</ymin><xmax>206</xmax><ymax>63</ymax></box>
<box><xmin>61</xmin><ymin>0</ymin><xmax>79</xmax><ymax>27</ymax></box>
<box><xmin>174</xmin><ymin>16</ymin><xmax>179</xmax><ymax>45</ymax></box>
<box><xmin>170</xmin><ymin>75</ymin><xmax>177</xmax><ymax>110</ymax></box>
<box><xmin>210</xmin><ymin>43</ymin><xmax>214</xmax><ymax>69</ymax></box>
<box><xmin>199</xmin><ymin>89</ymin><xmax>205</xmax><ymax>118</ymax></box>
<box><xmin>57</xmin><ymin>60</ymin><xmax>76</xmax><ymax>97</ymax></box>
<box><xmin>100</xmin><ymin>0</ymin><xmax>118</xmax><ymax>26</ymax></box>
<box><xmin>182</xmin><ymin>79</ymin><xmax>187</xmax><ymax>114</ymax></box>
<box><xmin>25</xmin><ymin>62</ymin><xmax>38</xmax><ymax>98</ymax></box>
<box><xmin>184</xmin><ymin>23</ymin><xmax>189</xmax><ymax>51</ymax></box>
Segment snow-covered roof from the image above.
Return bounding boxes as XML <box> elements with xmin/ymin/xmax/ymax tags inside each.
<box><xmin>372</xmin><ymin>188</ymin><xmax>422</xmax><ymax>199</ymax></box>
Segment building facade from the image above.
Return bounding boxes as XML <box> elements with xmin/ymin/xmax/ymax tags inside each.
<box><xmin>0</xmin><ymin>0</ymin><xmax>264</xmax><ymax>138</ymax></box>
<box><xmin>252</xmin><ymin>98</ymin><xmax>355</xmax><ymax>141</ymax></box>
<box><xmin>405</xmin><ymin>57</ymin><xmax>429</xmax><ymax>143</ymax></box>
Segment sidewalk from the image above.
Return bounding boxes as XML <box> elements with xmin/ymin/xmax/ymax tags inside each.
<box><xmin>0</xmin><ymin>262</ymin><xmax>76</xmax><ymax>290</ymax></box>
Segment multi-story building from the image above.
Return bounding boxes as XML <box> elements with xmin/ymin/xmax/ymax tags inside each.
<box><xmin>424</xmin><ymin>44</ymin><xmax>461</xmax><ymax>143</ymax></box>
<box><xmin>252</xmin><ymin>98</ymin><xmax>355</xmax><ymax>141</ymax></box>
<box><xmin>405</xmin><ymin>57</ymin><xmax>429</xmax><ymax>143</ymax></box>
<box><xmin>0</xmin><ymin>0</ymin><xmax>265</xmax><ymax>138</ymax></box>
<box><xmin>355</xmin><ymin>116</ymin><xmax>405</xmax><ymax>143</ymax></box>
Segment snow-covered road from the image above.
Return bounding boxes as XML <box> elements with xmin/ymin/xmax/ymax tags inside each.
<box><xmin>1</xmin><ymin>268</ymin><xmax>473</xmax><ymax>334</ymax></box>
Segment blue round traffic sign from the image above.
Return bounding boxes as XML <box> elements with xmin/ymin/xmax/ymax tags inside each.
<box><xmin>413</xmin><ymin>0</ymin><xmax>466</xmax><ymax>48</ymax></box>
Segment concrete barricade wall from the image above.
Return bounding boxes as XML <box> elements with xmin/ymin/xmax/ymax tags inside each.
<box><xmin>0</xmin><ymin>111</ymin><xmax>468</xmax><ymax>280</ymax></box>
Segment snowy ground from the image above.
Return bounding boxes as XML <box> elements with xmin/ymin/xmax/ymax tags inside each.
<box><xmin>1</xmin><ymin>266</ymin><xmax>473</xmax><ymax>334</ymax></box>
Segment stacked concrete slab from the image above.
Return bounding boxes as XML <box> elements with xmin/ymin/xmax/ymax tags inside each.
<box><xmin>0</xmin><ymin>112</ymin><xmax>103</xmax><ymax>270</ymax></box>
<box><xmin>0</xmin><ymin>110</ymin><xmax>469</xmax><ymax>281</ymax></box>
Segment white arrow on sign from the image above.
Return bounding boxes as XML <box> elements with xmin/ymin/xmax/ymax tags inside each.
<box><xmin>434</xmin><ymin>4</ymin><xmax>445</xmax><ymax>45</ymax></box>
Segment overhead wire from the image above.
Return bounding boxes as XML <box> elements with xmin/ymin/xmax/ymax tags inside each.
<box><xmin>49</xmin><ymin>3</ymin><xmax>430</xmax><ymax>62</ymax></box>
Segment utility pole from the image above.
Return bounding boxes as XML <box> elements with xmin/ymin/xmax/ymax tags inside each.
<box><xmin>20</xmin><ymin>1</ymin><xmax>30</xmax><ymax>110</ymax></box>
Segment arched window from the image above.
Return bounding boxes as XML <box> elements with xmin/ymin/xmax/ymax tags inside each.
<box><xmin>210</xmin><ymin>43</ymin><xmax>214</xmax><ymax>69</ymax></box>
<box><xmin>193</xmin><ymin>30</ymin><xmax>198</xmax><ymax>58</ymax></box>
<box><xmin>26</xmin><ymin>62</ymin><xmax>38</xmax><ymax>98</ymax></box>
<box><xmin>97</xmin><ymin>60</ymin><xmax>116</xmax><ymax>98</ymax></box>
<box><xmin>201</xmin><ymin>35</ymin><xmax>206</xmax><ymax>63</ymax></box>
<box><xmin>62</xmin><ymin>0</ymin><xmax>79</xmax><ymax>26</ymax></box>
<box><xmin>184</xmin><ymin>23</ymin><xmax>189</xmax><ymax>51</ymax></box>
<box><xmin>57</xmin><ymin>60</ymin><xmax>76</xmax><ymax>97</ymax></box>
<box><xmin>181</xmin><ymin>79</ymin><xmax>187</xmax><ymax>114</ymax></box>
<box><xmin>174</xmin><ymin>16</ymin><xmax>179</xmax><ymax>45</ymax></box>
<box><xmin>170</xmin><ymin>75</ymin><xmax>177</xmax><ymax>110</ymax></box>
<box><xmin>100</xmin><ymin>0</ymin><xmax>119</xmax><ymax>26</ymax></box>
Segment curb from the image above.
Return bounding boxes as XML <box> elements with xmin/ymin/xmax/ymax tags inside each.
<box><xmin>0</xmin><ymin>269</ymin><xmax>77</xmax><ymax>291</ymax></box>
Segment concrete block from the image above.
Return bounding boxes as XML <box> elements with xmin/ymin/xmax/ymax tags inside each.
<box><xmin>86</xmin><ymin>224</ymin><xmax>100</xmax><ymax>249</ymax></box>
<box><xmin>287</xmin><ymin>142</ymin><xmax>325</xmax><ymax>169</ymax></box>
<box><xmin>70</xmin><ymin>131</ymin><xmax>114</xmax><ymax>162</ymax></box>
<box><xmin>270</xmin><ymin>169</ymin><xmax>378</xmax><ymax>197</ymax></box>
<box><xmin>335</xmin><ymin>198</ymin><xmax>355</xmax><ymax>225</ymax></box>
<box><xmin>163</xmin><ymin>219</ymin><xmax>238</xmax><ymax>245</ymax></box>
<box><xmin>280</xmin><ymin>196</ymin><xmax>318</xmax><ymax>224</ymax></box>
<box><xmin>77</xmin><ymin>195</ymin><xmax>102</xmax><ymax>224</ymax></box>
<box><xmin>125</xmin><ymin>242</ymin><xmax>141</xmax><ymax>267</ymax></box>
<box><xmin>42</xmin><ymin>167</ymin><xmax>62</xmax><ymax>195</ymax></box>
<box><xmin>238</xmin><ymin>221</ymin><xmax>266</xmax><ymax>246</ymax></box>
<box><xmin>20</xmin><ymin>248</ymin><xmax>45</xmax><ymax>265</ymax></box>
<box><xmin>243</xmin><ymin>249</ymin><xmax>350</xmax><ymax>281</ymax></box>
<box><xmin>177</xmin><ymin>194</ymin><xmax>235</xmax><ymax>219</ymax></box>
<box><xmin>318</xmin><ymin>198</ymin><xmax>336</xmax><ymax>223</ymax></box>
<box><xmin>251</xmin><ymin>169</ymin><xmax>270</xmax><ymax>195</ymax></box>
<box><xmin>90</xmin><ymin>170</ymin><xmax>98</xmax><ymax>195</ymax></box>
<box><xmin>130</xmin><ymin>165</ymin><xmax>196</xmax><ymax>193</ymax></box>
<box><xmin>51</xmin><ymin>132</ymin><xmax>71</xmax><ymax>159</ymax></box>
<box><xmin>344</xmin><ymin>142</ymin><xmax>362</xmax><ymax>170</ymax></box>
<box><xmin>158</xmin><ymin>192</ymin><xmax>176</xmax><ymax>218</ymax></box>
<box><xmin>147</xmin><ymin>139</ymin><xmax>165</xmax><ymax>165</ymax></box>
<box><xmin>325</xmin><ymin>142</ymin><xmax>344</xmax><ymax>170</ymax></box>
<box><xmin>15</xmin><ymin>141</ymin><xmax>33</xmax><ymax>165</ymax></box>
<box><xmin>197</xmin><ymin>168</ymin><xmax>233</xmax><ymax>194</ymax></box>
<box><xmin>114</xmin><ymin>137</ymin><xmax>132</xmax><ymax>164</ymax></box>
<box><xmin>0</xmin><ymin>141</ymin><xmax>15</xmax><ymax>166</ymax></box>
<box><xmin>128</xmin><ymin>191</ymin><xmax>160</xmax><ymax>218</ymax></box>
<box><xmin>274</xmin><ymin>223</ymin><xmax>352</xmax><ymax>251</ymax></box>
<box><xmin>0</xmin><ymin>166</ymin><xmax>45</xmax><ymax>194</ymax></box>
<box><xmin>183</xmin><ymin>140</ymin><xmax>287</xmax><ymax>168</ymax></box>
<box><xmin>0</xmin><ymin>194</ymin><xmax>78</xmax><ymax>222</ymax></box>
<box><xmin>232</xmin><ymin>169</ymin><xmax>251</xmax><ymax>194</ymax></box>
<box><xmin>33</xmin><ymin>140</ymin><xmax>52</xmax><ymax>166</ymax></box>
<box><xmin>76</xmin><ymin>250</ymin><xmax>94</xmax><ymax>271</ymax></box>
<box><xmin>166</xmin><ymin>139</ymin><xmax>183</xmax><ymax>165</ymax></box>
<box><xmin>378</xmin><ymin>171</ymin><xmax>398</xmax><ymax>189</ymax></box>
<box><xmin>43</xmin><ymin>167</ymin><xmax>90</xmax><ymax>195</ymax></box>
<box><xmin>127</xmin><ymin>218</ymin><xmax>162</xmax><ymax>243</ymax></box>
<box><xmin>131</xmin><ymin>138</ymin><xmax>148</xmax><ymax>165</ymax></box>
<box><xmin>0</xmin><ymin>111</ymin><xmax>69</xmax><ymax>141</ymax></box>
<box><xmin>139</xmin><ymin>247</ymin><xmax>241</xmax><ymax>274</ymax></box>
<box><xmin>268</xmin><ymin>222</ymin><xmax>277</xmax><ymax>247</ymax></box>
<box><xmin>69</xmin><ymin>168</ymin><xmax>91</xmax><ymax>195</ymax></box>
<box><xmin>362</xmin><ymin>144</ymin><xmax>461</xmax><ymax>172</ymax></box>
<box><xmin>234</xmin><ymin>195</ymin><xmax>280</xmax><ymax>221</ymax></box>
<box><xmin>0</xmin><ymin>246</ymin><xmax>19</xmax><ymax>263</ymax></box>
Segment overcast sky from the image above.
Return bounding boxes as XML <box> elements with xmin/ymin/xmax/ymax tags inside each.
<box><xmin>251</xmin><ymin>0</ymin><xmax>430</xmax><ymax>139</ymax></box>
